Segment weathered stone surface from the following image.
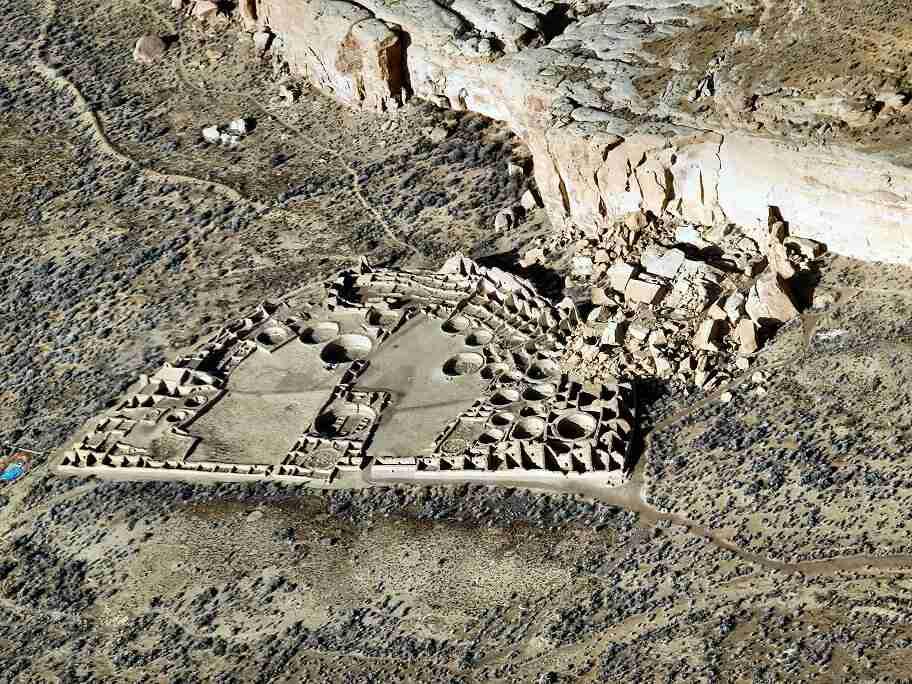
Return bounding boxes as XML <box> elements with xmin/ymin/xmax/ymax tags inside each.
<box><xmin>590</xmin><ymin>286</ymin><xmax>609</xmax><ymax>306</ymax></box>
<box><xmin>767</xmin><ymin>221</ymin><xmax>797</xmax><ymax>280</ymax></box>
<box><xmin>238</xmin><ymin>0</ymin><xmax>258</xmax><ymax>31</ymax></box>
<box><xmin>694</xmin><ymin>319</ymin><xmax>721</xmax><ymax>352</ymax></box>
<box><xmin>641</xmin><ymin>246</ymin><xmax>685</xmax><ymax>280</ymax></box>
<box><xmin>132</xmin><ymin>35</ymin><xmax>166</xmax><ymax>65</ymax></box>
<box><xmin>723</xmin><ymin>292</ymin><xmax>745</xmax><ymax>323</ymax></box>
<box><xmin>253</xmin><ymin>30</ymin><xmax>272</xmax><ymax>54</ymax></box>
<box><xmin>625</xmin><ymin>277</ymin><xmax>665</xmax><ymax>305</ymax></box>
<box><xmin>606</xmin><ymin>262</ymin><xmax>636</xmax><ymax>294</ymax></box>
<box><xmin>745</xmin><ymin>272</ymin><xmax>800</xmax><ymax>326</ymax></box>
<box><xmin>735</xmin><ymin>319</ymin><xmax>759</xmax><ymax>355</ymax></box>
<box><xmin>258</xmin><ymin>0</ymin><xmax>912</xmax><ymax>264</ymax></box>
<box><xmin>259</xmin><ymin>0</ymin><xmax>403</xmax><ymax>112</ymax></box>
<box><xmin>192</xmin><ymin>0</ymin><xmax>219</xmax><ymax>21</ymax></box>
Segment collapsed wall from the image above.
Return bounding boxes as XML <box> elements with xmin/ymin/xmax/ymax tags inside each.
<box><xmin>250</xmin><ymin>0</ymin><xmax>912</xmax><ymax>265</ymax></box>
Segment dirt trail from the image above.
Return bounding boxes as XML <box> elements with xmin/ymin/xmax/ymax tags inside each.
<box><xmin>154</xmin><ymin>5</ymin><xmax>427</xmax><ymax>264</ymax></box>
<box><xmin>32</xmin><ymin>0</ymin><xmax>252</xmax><ymax>206</ymax></box>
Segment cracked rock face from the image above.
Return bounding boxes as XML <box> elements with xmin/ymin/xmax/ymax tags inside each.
<box><xmin>253</xmin><ymin>0</ymin><xmax>912</xmax><ymax>264</ymax></box>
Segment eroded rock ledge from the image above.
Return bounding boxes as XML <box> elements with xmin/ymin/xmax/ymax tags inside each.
<box><xmin>249</xmin><ymin>0</ymin><xmax>912</xmax><ymax>264</ymax></box>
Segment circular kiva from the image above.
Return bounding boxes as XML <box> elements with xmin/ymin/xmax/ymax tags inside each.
<box><xmin>442</xmin><ymin>352</ymin><xmax>485</xmax><ymax>377</ymax></box>
<box><xmin>184</xmin><ymin>394</ymin><xmax>207</xmax><ymax>408</ymax></box>
<box><xmin>513</xmin><ymin>416</ymin><xmax>546</xmax><ymax>440</ymax></box>
<box><xmin>321</xmin><ymin>333</ymin><xmax>373</xmax><ymax>363</ymax></box>
<box><xmin>553</xmin><ymin>412</ymin><xmax>598</xmax><ymax>441</ymax></box>
<box><xmin>442</xmin><ymin>314</ymin><xmax>471</xmax><ymax>334</ymax></box>
<box><xmin>300</xmin><ymin>321</ymin><xmax>341</xmax><ymax>344</ymax></box>
<box><xmin>527</xmin><ymin>358</ymin><xmax>560</xmax><ymax>381</ymax></box>
<box><xmin>257</xmin><ymin>326</ymin><xmax>288</xmax><ymax>346</ymax></box>
<box><xmin>490</xmin><ymin>411</ymin><xmax>515</xmax><ymax>427</ymax></box>
<box><xmin>315</xmin><ymin>402</ymin><xmax>378</xmax><ymax>437</ymax></box>
<box><xmin>489</xmin><ymin>388</ymin><xmax>521</xmax><ymax>406</ymax></box>
<box><xmin>523</xmin><ymin>383</ymin><xmax>557</xmax><ymax>402</ymax></box>
<box><xmin>306</xmin><ymin>449</ymin><xmax>342</xmax><ymax>469</ymax></box>
<box><xmin>441</xmin><ymin>437</ymin><xmax>468</xmax><ymax>454</ymax></box>
<box><xmin>481</xmin><ymin>362</ymin><xmax>509</xmax><ymax>380</ymax></box>
<box><xmin>464</xmin><ymin>328</ymin><xmax>494</xmax><ymax>347</ymax></box>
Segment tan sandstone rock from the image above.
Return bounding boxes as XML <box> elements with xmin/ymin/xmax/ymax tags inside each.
<box><xmin>132</xmin><ymin>35</ymin><xmax>166</xmax><ymax>65</ymax></box>
<box><xmin>193</xmin><ymin>1</ymin><xmax>219</xmax><ymax>21</ymax></box>
<box><xmin>625</xmin><ymin>278</ymin><xmax>666</xmax><ymax>306</ymax></box>
<box><xmin>745</xmin><ymin>272</ymin><xmax>800</xmax><ymax>326</ymax></box>
<box><xmin>256</xmin><ymin>0</ymin><xmax>912</xmax><ymax>265</ymax></box>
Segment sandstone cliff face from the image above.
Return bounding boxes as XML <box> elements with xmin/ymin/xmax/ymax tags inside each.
<box><xmin>257</xmin><ymin>0</ymin><xmax>403</xmax><ymax>112</ymax></box>
<box><xmin>253</xmin><ymin>0</ymin><xmax>912</xmax><ymax>264</ymax></box>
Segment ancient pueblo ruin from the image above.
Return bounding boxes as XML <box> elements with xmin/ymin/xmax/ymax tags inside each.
<box><xmin>57</xmin><ymin>257</ymin><xmax>635</xmax><ymax>487</ymax></box>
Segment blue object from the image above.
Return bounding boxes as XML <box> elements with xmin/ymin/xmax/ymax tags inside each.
<box><xmin>1</xmin><ymin>463</ymin><xmax>25</xmax><ymax>482</ymax></box>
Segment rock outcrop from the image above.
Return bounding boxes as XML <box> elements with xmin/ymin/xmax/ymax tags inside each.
<box><xmin>248</xmin><ymin>0</ymin><xmax>912</xmax><ymax>264</ymax></box>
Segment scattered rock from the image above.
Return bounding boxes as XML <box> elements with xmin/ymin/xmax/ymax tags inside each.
<box><xmin>745</xmin><ymin>272</ymin><xmax>800</xmax><ymax>325</ymax></box>
<box><xmin>519</xmin><ymin>247</ymin><xmax>545</xmax><ymax>268</ymax></box>
<box><xmin>784</xmin><ymin>236</ymin><xmax>826</xmax><ymax>260</ymax></box>
<box><xmin>202</xmin><ymin>118</ymin><xmax>254</xmax><ymax>147</ymax></box>
<box><xmin>600</xmin><ymin>321</ymin><xmax>626</xmax><ymax>346</ymax></box>
<box><xmin>494</xmin><ymin>209</ymin><xmax>513</xmax><ymax>231</ymax></box>
<box><xmin>706</xmin><ymin>301</ymin><xmax>727</xmax><ymax>320</ymax></box>
<box><xmin>227</xmin><ymin>118</ymin><xmax>249</xmax><ymax>136</ymax></box>
<box><xmin>723</xmin><ymin>292</ymin><xmax>745</xmax><ymax>323</ymax></box>
<box><xmin>520</xmin><ymin>189</ymin><xmax>538</xmax><ymax>211</ymax></box>
<box><xmin>694</xmin><ymin>318</ymin><xmax>722</xmax><ymax>352</ymax></box>
<box><xmin>571</xmin><ymin>256</ymin><xmax>594</xmax><ymax>278</ymax></box>
<box><xmin>627</xmin><ymin>322</ymin><xmax>650</xmax><ymax>342</ymax></box>
<box><xmin>653</xmin><ymin>351</ymin><xmax>673</xmax><ymax>377</ymax></box>
<box><xmin>648</xmin><ymin>329</ymin><xmax>667</xmax><ymax>347</ymax></box>
<box><xmin>132</xmin><ymin>35</ymin><xmax>167</xmax><ymax>65</ymax></box>
<box><xmin>201</xmin><ymin>125</ymin><xmax>221</xmax><ymax>144</ymax></box>
<box><xmin>238</xmin><ymin>0</ymin><xmax>258</xmax><ymax>31</ymax></box>
<box><xmin>192</xmin><ymin>0</ymin><xmax>219</xmax><ymax>21</ymax></box>
<box><xmin>624</xmin><ymin>277</ymin><xmax>666</xmax><ymax>305</ymax></box>
<box><xmin>767</xmin><ymin>221</ymin><xmax>797</xmax><ymax>279</ymax></box>
<box><xmin>590</xmin><ymin>286</ymin><xmax>610</xmax><ymax>306</ymax></box>
<box><xmin>278</xmin><ymin>83</ymin><xmax>300</xmax><ymax>105</ymax></box>
<box><xmin>735</xmin><ymin>319</ymin><xmax>759</xmax><ymax>355</ymax></box>
<box><xmin>425</xmin><ymin>126</ymin><xmax>449</xmax><ymax>144</ymax></box>
<box><xmin>607</xmin><ymin>262</ymin><xmax>636</xmax><ymax>294</ymax></box>
<box><xmin>253</xmin><ymin>31</ymin><xmax>272</xmax><ymax>55</ymax></box>
<box><xmin>642</xmin><ymin>246</ymin><xmax>686</xmax><ymax>279</ymax></box>
<box><xmin>675</xmin><ymin>225</ymin><xmax>712</xmax><ymax>250</ymax></box>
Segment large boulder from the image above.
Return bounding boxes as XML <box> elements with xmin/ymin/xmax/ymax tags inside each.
<box><xmin>132</xmin><ymin>35</ymin><xmax>166</xmax><ymax>65</ymax></box>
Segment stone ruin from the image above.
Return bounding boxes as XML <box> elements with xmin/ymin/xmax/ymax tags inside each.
<box><xmin>54</xmin><ymin>257</ymin><xmax>635</xmax><ymax>488</ymax></box>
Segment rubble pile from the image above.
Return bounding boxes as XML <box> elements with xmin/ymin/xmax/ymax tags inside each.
<box><xmin>201</xmin><ymin>118</ymin><xmax>253</xmax><ymax>147</ymax></box>
<box><xmin>522</xmin><ymin>212</ymin><xmax>825</xmax><ymax>391</ymax></box>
